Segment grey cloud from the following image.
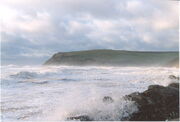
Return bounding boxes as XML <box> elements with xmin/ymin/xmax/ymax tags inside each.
<box><xmin>1</xmin><ymin>0</ymin><xmax>179</xmax><ymax>65</ymax></box>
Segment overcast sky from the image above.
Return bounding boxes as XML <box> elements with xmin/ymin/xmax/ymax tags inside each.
<box><xmin>0</xmin><ymin>0</ymin><xmax>179</xmax><ymax>65</ymax></box>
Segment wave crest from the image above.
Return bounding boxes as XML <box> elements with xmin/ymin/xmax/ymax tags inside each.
<box><xmin>10</xmin><ymin>71</ymin><xmax>38</xmax><ymax>79</ymax></box>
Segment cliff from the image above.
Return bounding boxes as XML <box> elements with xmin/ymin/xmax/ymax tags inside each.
<box><xmin>44</xmin><ymin>49</ymin><xmax>179</xmax><ymax>67</ymax></box>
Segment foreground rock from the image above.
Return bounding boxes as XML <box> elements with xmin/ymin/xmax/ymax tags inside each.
<box><xmin>169</xmin><ymin>75</ymin><xmax>179</xmax><ymax>81</ymax></box>
<box><xmin>124</xmin><ymin>82</ymin><xmax>179</xmax><ymax>121</ymax></box>
<box><xmin>102</xmin><ymin>96</ymin><xmax>114</xmax><ymax>104</ymax></box>
<box><xmin>66</xmin><ymin>115</ymin><xmax>93</xmax><ymax>121</ymax></box>
<box><xmin>66</xmin><ymin>83</ymin><xmax>179</xmax><ymax>121</ymax></box>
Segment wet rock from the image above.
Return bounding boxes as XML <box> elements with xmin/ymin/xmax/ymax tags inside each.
<box><xmin>168</xmin><ymin>82</ymin><xmax>179</xmax><ymax>89</ymax></box>
<box><xmin>66</xmin><ymin>115</ymin><xmax>93</xmax><ymax>121</ymax></box>
<box><xmin>169</xmin><ymin>75</ymin><xmax>179</xmax><ymax>80</ymax></box>
<box><xmin>103</xmin><ymin>96</ymin><xmax>114</xmax><ymax>103</ymax></box>
<box><xmin>124</xmin><ymin>83</ymin><xmax>179</xmax><ymax>121</ymax></box>
<box><xmin>170</xmin><ymin>118</ymin><xmax>179</xmax><ymax>121</ymax></box>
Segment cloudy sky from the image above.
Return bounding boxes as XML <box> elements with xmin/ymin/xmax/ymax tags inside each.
<box><xmin>0</xmin><ymin>0</ymin><xmax>179</xmax><ymax>65</ymax></box>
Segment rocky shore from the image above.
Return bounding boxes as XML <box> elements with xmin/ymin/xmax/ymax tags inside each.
<box><xmin>67</xmin><ymin>76</ymin><xmax>179</xmax><ymax>121</ymax></box>
<box><xmin>123</xmin><ymin>82</ymin><xmax>179</xmax><ymax>121</ymax></box>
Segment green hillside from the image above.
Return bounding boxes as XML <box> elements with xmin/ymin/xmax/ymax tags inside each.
<box><xmin>44</xmin><ymin>49</ymin><xmax>179</xmax><ymax>67</ymax></box>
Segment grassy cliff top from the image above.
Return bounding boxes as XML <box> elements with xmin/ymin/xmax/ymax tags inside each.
<box><xmin>44</xmin><ymin>49</ymin><xmax>179</xmax><ymax>67</ymax></box>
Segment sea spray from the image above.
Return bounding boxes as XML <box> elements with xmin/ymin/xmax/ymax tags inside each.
<box><xmin>1</xmin><ymin>65</ymin><xmax>179</xmax><ymax>121</ymax></box>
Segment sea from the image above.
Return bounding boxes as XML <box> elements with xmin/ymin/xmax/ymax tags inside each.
<box><xmin>1</xmin><ymin>65</ymin><xmax>179</xmax><ymax>121</ymax></box>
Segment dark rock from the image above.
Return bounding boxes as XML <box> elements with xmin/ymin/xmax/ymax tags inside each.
<box><xmin>124</xmin><ymin>83</ymin><xmax>179</xmax><ymax>121</ymax></box>
<box><xmin>170</xmin><ymin>118</ymin><xmax>179</xmax><ymax>121</ymax></box>
<box><xmin>66</xmin><ymin>115</ymin><xmax>93</xmax><ymax>121</ymax></box>
<box><xmin>103</xmin><ymin>96</ymin><xmax>114</xmax><ymax>103</ymax></box>
<box><xmin>168</xmin><ymin>83</ymin><xmax>179</xmax><ymax>89</ymax></box>
<box><xmin>169</xmin><ymin>75</ymin><xmax>179</xmax><ymax>80</ymax></box>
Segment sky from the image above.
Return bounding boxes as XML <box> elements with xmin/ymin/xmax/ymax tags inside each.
<box><xmin>0</xmin><ymin>0</ymin><xmax>179</xmax><ymax>65</ymax></box>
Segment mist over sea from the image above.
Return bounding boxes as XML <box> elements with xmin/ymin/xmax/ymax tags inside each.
<box><xmin>1</xmin><ymin>65</ymin><xmax>179</xmax><ymax>121</ymax></box>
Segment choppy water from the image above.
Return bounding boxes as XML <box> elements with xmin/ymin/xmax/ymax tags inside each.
<box><xmin>1</xmin><ymin>65</ymin><xmax>179</xmax><ymax>121</ymax></box>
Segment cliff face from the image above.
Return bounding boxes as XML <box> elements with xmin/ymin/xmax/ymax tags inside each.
<box><xmin>44</xmin><ymin>49</ymin><xmax>179</xmax><ymax>67</ymax></box>
<box><xmin>166</xmin><ymin>57</ymin><xmax>179</xmax><ymax>68</ymax></box>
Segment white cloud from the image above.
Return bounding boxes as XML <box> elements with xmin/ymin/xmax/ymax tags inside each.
<box><xmin>18</xmin><ymin>12</ymin><xmax>51</xmax><ymax>32</ymax></box>
<box><xmin>0</xmin><ymin>0</ymin><xmax>179</xmax><ymax>65</ymax></box>
<box><xmin>126</xmin><ymin>0</ymin><xmax>142</xmax><ymax>12</ymax></box>
<box><xmin>1</xmin><ymin>10</ymin><xmax>52</xmax><ymax>34</ymax></box>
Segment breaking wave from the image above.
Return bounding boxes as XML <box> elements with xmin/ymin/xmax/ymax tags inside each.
<box><xmin>10</xmin><ymin>71</ymin><xmax>39</xmax><ymax>79</ymax></box>
<box><xmin>1</xmin><ymin>65</ymin><xmax>179</xmax><ymax>121</ymax></box>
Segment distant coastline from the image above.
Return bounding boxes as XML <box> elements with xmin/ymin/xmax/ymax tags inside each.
<box><xmin>44</xmin><ymin>49</ymin><xmax>179</xmax><ymax>67</ymax></box>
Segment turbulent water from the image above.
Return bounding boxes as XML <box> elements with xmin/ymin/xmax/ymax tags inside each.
<box><xmin>1</xmin><ymin>65</ymin><xmax>179</xmax><ymax>121</ymax></box>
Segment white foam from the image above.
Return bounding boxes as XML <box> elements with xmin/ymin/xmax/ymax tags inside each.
<box><xmin>1</xmin><ymin>65</ymin><xmax>179</xmax><ymax>121</ymax></box>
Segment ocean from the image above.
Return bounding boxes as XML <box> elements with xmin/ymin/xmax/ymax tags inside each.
<box><xmin>1</xmin><ymin>65</ymin><xmax>179</xmax><ymax>121</ymax></box>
